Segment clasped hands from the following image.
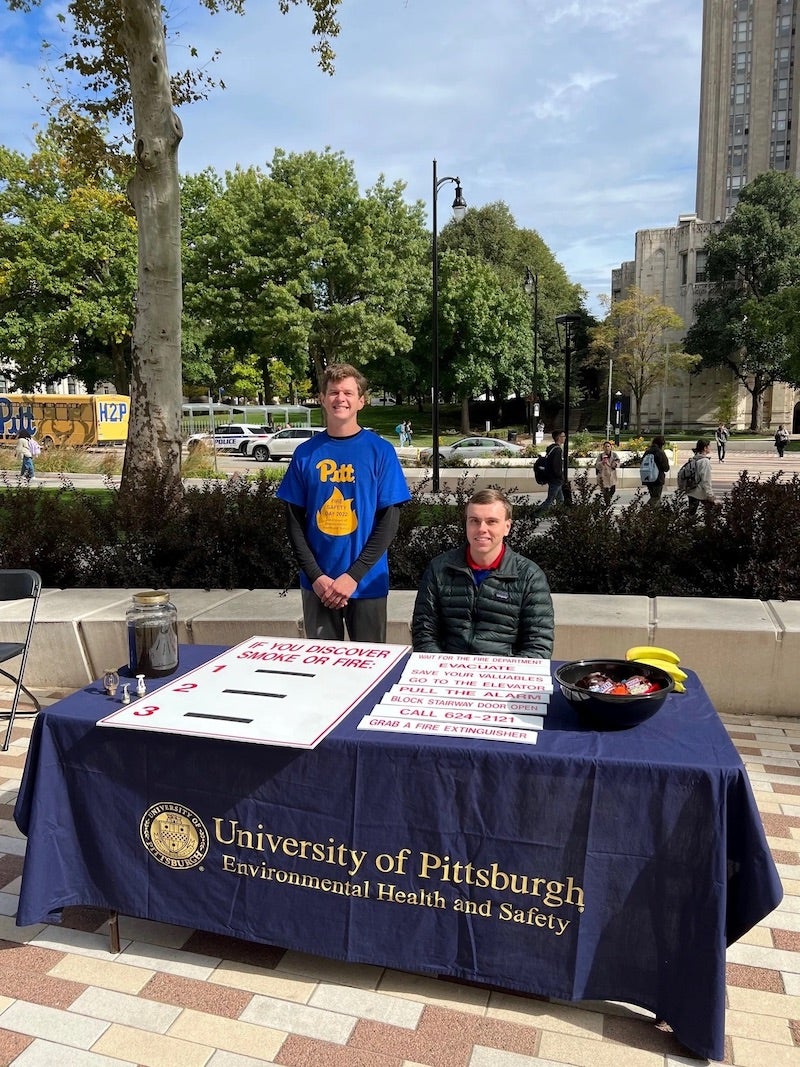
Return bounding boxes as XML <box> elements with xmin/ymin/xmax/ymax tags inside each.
<box><xmin>313</xmin><ymin>573</ymin><xmax>358</xmax><ymax>610</ymax></box>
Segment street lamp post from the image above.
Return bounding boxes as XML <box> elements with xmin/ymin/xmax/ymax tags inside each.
<box><xmin>660</xmin><ymin>342</ymin><xmax>670</xmax><ymax>436</ymax></box>
<box><xmin>523</xmin><ymin>267</ymin><xmax>539</xmax><ymax>438</ymax></box>
<box><xmin>605</xmin><ymin>357</ymin><xmax>613</xmax><ymax>441</ymax></box>
<box><xmin>555</xmin><ymin>313</ymin><xmax>582</xmax><ymax>487</ymax></box>
<box><xmin>431</xmin><ymin>159</ymin><xmax>467</xmax><ymax>493</ymax></box>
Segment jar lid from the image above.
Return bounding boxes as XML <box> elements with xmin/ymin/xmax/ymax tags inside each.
<box><xmin>132</xmin><ymin>590</ymin><xmax>171</xmax><ymax>606</ymax></box>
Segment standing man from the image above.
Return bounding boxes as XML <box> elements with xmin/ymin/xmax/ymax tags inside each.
<box><xmin>412</xmin><ymin>489</ymin><xmax>554</xmax><ymax>658</ymax></box>
<box><xmin>537</xmin><ymin>430</ymin><xmax>566</xmax><ymax>512</ymax></box>
<box><xmin>277</xmin><ymin>363</ymin><xmax>411</xmax><ymax>642</ymax></box>
<box><xmin>641</xmin><ymin>435</ymin><xmax>670</xmax><ymax>505</ymax></box>
<box><xmin>715</xmin><ymin>423</ymin><xmax>729</xmax><ymax>462</ymax></box>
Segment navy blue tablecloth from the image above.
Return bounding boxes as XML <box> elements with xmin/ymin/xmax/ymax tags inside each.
<box><xmin>14</xmin><ymin>645</ymin><xmax>782</xmax><ymax>1060</ymax></box>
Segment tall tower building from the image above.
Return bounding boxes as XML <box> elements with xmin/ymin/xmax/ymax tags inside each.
<box><xmin>696</xmin><ymin>0</ymin><xmax>800</xmax><ymax>222</ymax></box>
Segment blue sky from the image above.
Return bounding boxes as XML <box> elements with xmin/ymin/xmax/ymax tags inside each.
<box><xmin>0</xmin><ymin>0</ymin><xmax>703</xmax><ymax>316</ymax></box>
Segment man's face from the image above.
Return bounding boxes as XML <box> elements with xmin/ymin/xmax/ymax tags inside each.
<box><xmin>321</xmin><ymin>376</ymin><xmax>365</xmax><ymax>431</ymax></box>
<box><xmin>466</xmin><ymin>502</ymin><xmax>511</xmax><ymax>564</ymax></box>
<box><xmin>555</xmin><ymin>433</ymin><xmax>565</xmax><ymax>446</ymax></box>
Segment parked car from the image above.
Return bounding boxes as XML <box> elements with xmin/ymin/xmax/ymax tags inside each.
<box><xmin>417</xmin><ymin>436</ymin><xmax>526</xmax><ymax>464</ymax></box>
<box><xmin>186</xmin><ymin>424</ymin><xmax>275</xmax><ymax>458</ymax></box>
<box><xmin>255</xmin><ymin>426</ymin><xmax>324</xmax><ymax>461</ymax></box>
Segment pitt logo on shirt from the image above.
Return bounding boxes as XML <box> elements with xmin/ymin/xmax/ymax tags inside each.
<box><xmin>316</xmin><ymin>459</ymin><xmax>355</xmax><ymax>483</ymax></box>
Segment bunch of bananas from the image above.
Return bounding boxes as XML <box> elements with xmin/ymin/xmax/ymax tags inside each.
<box><xmin>625</xmin><ymin>646</ymin><xmax>687</xmax><ymax>693</ymax></box>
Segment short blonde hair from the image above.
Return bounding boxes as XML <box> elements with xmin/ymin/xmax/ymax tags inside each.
<box><xmin>320</xmin><ymin>363</ymin><xmax>368</xmax><ymax>397</ymax></box>
<box><xmin>466</xmin><ymin>488</ymin><xmax>512</xmax><ymax>521</ymax></box>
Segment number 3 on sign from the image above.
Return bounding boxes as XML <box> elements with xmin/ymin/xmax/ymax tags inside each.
<box><xmin>133</xmin><ymin>704</ymin><xmax>160</xmax><ymax>717</ymax></box>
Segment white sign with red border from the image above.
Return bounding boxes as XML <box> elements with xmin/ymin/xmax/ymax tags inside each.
<box><xmin>357</xmin><ymin>714</ymin><xmax>539</xmax><ymax>745</ymax></box>
<box><xmin>97</xmin><ymin>637</ymin><xmax>410</xmax><ymax>748</ymax></box>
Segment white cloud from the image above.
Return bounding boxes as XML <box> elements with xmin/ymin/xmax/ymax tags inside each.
<box><xmin>529</xmin><ymin>71</ymin><xmax>617</xmax><ymax>121</ymax></box>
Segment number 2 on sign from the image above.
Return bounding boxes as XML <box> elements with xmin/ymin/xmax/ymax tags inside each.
<box><xmin>133</xmin><ymin>704</ymin><xmax>160</xmax><ymax>717</ymax></box>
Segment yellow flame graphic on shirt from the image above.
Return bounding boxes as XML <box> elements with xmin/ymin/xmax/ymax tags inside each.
<box><xmin>316</xmin><ymin>487</ymin><xmax>358</xmax><ymax>536</ymax></box>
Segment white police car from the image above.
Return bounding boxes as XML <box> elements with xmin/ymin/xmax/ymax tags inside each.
<box><xmin>186</xmin><ymin>424</ymin><xmax>273</xmax><ymax>459</ymax></box>
<box><xmin>186</xmin><ymin>424</ymin><xmax>324</xmax><ymax>462</ymax></box>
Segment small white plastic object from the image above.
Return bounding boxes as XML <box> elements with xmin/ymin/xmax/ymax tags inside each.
<box><xmin>136</xmin><ymin>674</ymin><xmax>146</xmax><ymax>697</ymax></box>
<box><xmin>121</xmin><ymin>683</ymin><xmax>131</xmax><ymax>704</ymax></box>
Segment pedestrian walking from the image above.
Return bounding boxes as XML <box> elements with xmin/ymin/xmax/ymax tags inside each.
<box><xmin>15</xmin><ymin>430</ymin><xmax>36</xmax><ymax>483</ymax></box>
<box><xmin>715</xmin><ymin>423</ymin><xmax>729</xmax><ymax>462</ymax></box>
<box><xmin>641</xmin><ymin>435</ymin><xmax>670</xmax><ymax>506</ymax></box>
<box><xmin>595</xmin><ymin>440</ymin><xmax>621</xmax><ymax>506</ymax></box>
<box><xmin>685</xmin><ymin>439</ymin><xmax>716</xmax><ymax>517</ymax></box>
<box><xmin>775</xmin><ymin>424</ymin><xmax>790</xmax><ymax>458</ymax></box>
<box><xmin>537</xmin><ymin>430</ymin><xmax>566</xmax><ymax>512</ymax></box>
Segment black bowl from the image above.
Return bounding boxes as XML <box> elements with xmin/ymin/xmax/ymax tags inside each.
<box><xmin>555</xmin><ymin>659</ymin><xmax>675</xmax><ymax>729</ymax></box>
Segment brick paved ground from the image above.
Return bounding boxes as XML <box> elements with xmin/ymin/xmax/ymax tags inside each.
<box><xmin>0</xmin><ymin>691</ymin><xmax>798</xmax><ymax>1067</ymax></box>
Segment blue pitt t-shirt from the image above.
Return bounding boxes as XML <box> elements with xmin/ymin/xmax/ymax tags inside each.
<box><xmin>276</xmin><ymin>429</ymin><xmax>411</xmax><ymax>598</ymax></box>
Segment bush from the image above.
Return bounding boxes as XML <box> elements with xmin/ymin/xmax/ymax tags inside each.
<box><xmin>568</xmin><ymin>430</ymin><xmax>597</xmax><ymax>458</ymax></box>
<box><xmin>2</xmin><ymin>470</ymin><xmax>800</xmax><ymax>600</ymax></box>
<box><xmin>0</xmin><ymin>443</ymin><xmax>123</xmax><ymax>476</ymax></box>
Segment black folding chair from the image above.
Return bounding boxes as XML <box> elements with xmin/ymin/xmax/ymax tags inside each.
<box><xmin>0</xmin><ymin>570</ymin><xmax>42</xmax><ymax>751</ymax></box>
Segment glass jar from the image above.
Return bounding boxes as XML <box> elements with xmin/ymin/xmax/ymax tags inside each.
<box><xmin>126</xmin><ymin>591</ymin><xmax>179</xmax><ymax>678</ymax></box>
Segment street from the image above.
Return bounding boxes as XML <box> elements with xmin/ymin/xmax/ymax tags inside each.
<box><xmin>14</xmin><ymin>438</ymin><xmax>799</xmax><ymax>500</ymax></box>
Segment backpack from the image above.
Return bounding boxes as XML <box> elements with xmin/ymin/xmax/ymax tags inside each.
<box><xmin>640</xmin><ymin>452</ymin><xmax>658</xmax><ymax>484</ymax></box>
<box><xmin>533</xmin><ymin>454</ymin><xmax>549</xmax><ymax>485</ymax></box>
<box><xmin>28</xmin><ymin>438</ymin><xmax>42</xmax><ymax>457</ymax></box>
<box><xmin>677</xmin><ymin>457</ymin><xmax>699</xmax><ymax>492</ymax></box>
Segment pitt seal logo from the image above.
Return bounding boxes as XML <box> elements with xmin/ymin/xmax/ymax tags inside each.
<box><xmin>140</xmin><ymin>802</ymin><xmax>209</xmax><ymax>870</ymax></box>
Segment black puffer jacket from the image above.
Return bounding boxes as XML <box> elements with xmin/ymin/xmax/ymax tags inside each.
<box><xmin>411</xmin><ymin>546</ymin><xmax>554</xmax><ymax>658</ymax></box>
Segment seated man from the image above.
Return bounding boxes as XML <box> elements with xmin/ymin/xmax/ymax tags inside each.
<box><xmin>412</xmin><ymin>488</ymin><xmax>554</xmax><ymax>658</ymax></box>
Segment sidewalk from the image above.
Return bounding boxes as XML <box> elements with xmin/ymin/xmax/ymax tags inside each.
<box><xmin>5</xmin><ymin>443</ymin><xmax>798</xmax><ymax>495</ymax></box>
<box><xmin>0</xmin><ymin>691</ymin><xmax>798</xmax><ymax>1066</ymax></box>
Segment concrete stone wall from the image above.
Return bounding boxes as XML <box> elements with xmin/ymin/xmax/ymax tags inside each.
<box><xmin>1</xmin><ymin>587</ymin><xmax>798</xmax><ymax>718</ymax></box>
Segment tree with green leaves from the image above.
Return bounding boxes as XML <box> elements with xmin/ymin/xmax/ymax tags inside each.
<box><xmin>438</xmin><ymin>201</ymin><xmax>587</xmax><ymax>414</ymax></box>
<box><xmin>685</xmin><ymin>171</ymin><xmax>800</xmax><ymax>431</ymax></box>
<box><xmin>0</xmin><ymin>130</ymin><xmax>137</xmax><ymax>392</ymax></box>
<box><xmin>182</xmin><ymin>150</ymin><xmax>429</xmax><ymax>397</ymax></box>
<box><xmin>4</xmin><ymin>0</ymin><xmax>342</xmax><ymax>500</ymax></box>
<box><xmin>590</xmin><ymin>287</ymin><xmax>698</xmax><ymax>434</ymax></box>
<box><xmin>410</xmin><ymin>249</ymin><xmax>530</xmax><ymax>434</ymax></box>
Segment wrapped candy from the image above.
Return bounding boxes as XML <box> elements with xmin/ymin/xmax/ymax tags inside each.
<box><xmin>578</xmin><ymin>671</ymin><xmax>660</xmax><ymax>696</ymax></box>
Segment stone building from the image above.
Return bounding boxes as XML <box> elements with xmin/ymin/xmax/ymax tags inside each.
<box><xmin>612</xmin><ymin>0</ymin><xmax>800</xmax><ymax>434</ymax></box>
<box><xmin>697</xmin><ymin>0</ymin><xmax>800</xmax><ymax>224</ymax></box>
<box><xmin>613</xmin><ymin>214</ymin><xmax>799</xmax><ymax>432</ymax></box>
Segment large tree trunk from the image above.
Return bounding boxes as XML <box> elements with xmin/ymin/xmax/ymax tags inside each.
<box><xmin>460</xmin><ymin>395</ymin><xmax>470</xmax><ymax>435</ymax></box>
<box><xmin>110</xmin><ymin>337</ymin><xmax>130</xmax><ymax>396</ymax></box>
<box><xmin>119</xmin><ymin>0</ymin><xmax>184</xmax><ymax>503</ymax></box>
<box><xmin>631</xmin><ymin>391</ymin><xmax>643</xmax><ymax>434</ymax></box>
<box><xmin>750</xmin><ymin>374</ymin><xmax>765</xmax><ymax>432</ymax></box>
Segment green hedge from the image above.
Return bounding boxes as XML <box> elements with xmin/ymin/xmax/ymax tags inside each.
<box><xmin>1</xmin><ymin>469</ymin><xmax>799</xmax><ymax>600</ymax></box>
